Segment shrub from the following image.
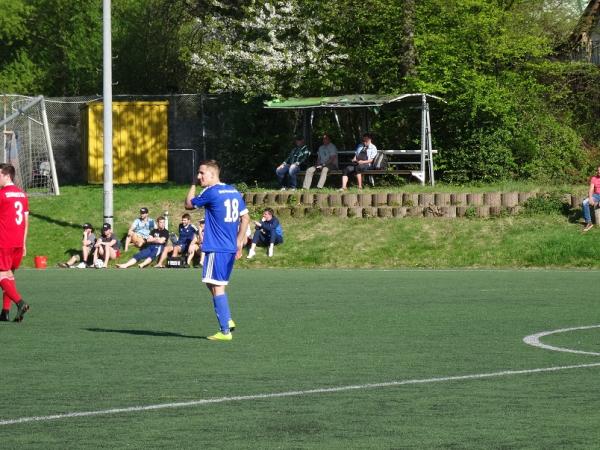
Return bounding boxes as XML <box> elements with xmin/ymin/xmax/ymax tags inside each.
<box><xmin>522</xmin><ymin>192</ymin><xmax>569</xmax><ymax>216</ymax></box>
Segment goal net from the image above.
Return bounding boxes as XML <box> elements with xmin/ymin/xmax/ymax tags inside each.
<box><xmin>0</xmin><ymin>95</ymin><xmax>60</xmax><ymax>196</ymax></box>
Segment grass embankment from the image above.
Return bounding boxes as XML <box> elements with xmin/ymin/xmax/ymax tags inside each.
<box><xmin>26</xmin><ymin>183</ymin><xmax>599</xmax><ymax>269</ymax></box>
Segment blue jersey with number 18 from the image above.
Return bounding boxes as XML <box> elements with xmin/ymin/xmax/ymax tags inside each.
<box><xmin>191</xmin><ymin>183</ymin><xmax>248</xmax><ymax>253</ymax></box>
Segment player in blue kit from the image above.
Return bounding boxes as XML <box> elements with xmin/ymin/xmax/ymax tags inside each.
<box><xmin>185</xmin><ymin>160</ymin><xmax>250</xmax><ymax>341</ymax></box>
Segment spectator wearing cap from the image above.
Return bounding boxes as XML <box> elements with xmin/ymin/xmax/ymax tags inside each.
<box><xmin>124</xmin><ymin>207</ymin><xmax>155</xmax><ymax>252</ymax></box>
<box><xmin>117</xmin><ymin>216</ymin><xmax>169</xmax><ymax>269</ymax></box>
<box><xmin>92</xmin><ymin>223</ymin><xmax>121</xmax><ymax>268</ymax></box>
<box><xmin>275</xmin><ymin>136</ymin><xmax>310</xmax><ymax>191</ymax></box>
<box><xmin>57</xmin><ymin>223</ymin><xmax>97</xmax><ymax>268</ymax></box>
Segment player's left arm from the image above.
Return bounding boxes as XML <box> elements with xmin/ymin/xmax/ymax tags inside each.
<box><xmin>23</xmin><ymin>211</ymin><xmax>29</xmax><ymax>257</ymax></box>
<box><xmin>236</xmin><ymin>212</ymin><xmax>250</xmax><ymax>260</ymax></box>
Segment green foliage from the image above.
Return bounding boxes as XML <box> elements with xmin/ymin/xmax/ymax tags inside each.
<box><xmin>411</xmin><ymin>0</ymin><xmax>594</xmax><ymax>183</ymax></box>
<box><xmin>521</xmin><ymin>192</ymin><xmax>569</xmax><ymax>216</ymax></box>
<box><xmin>112</xmin><ymin>0</ymin><xmax>193</xmax><ymax>94</ymax></box>
<box><xmin>26</xmin><ymin>0</ymin><xmax>103</xmax><ymax>95</ymax></box>
<box><xmin>1</xmin><ymin>0</ymin><xmax>598</xmax><ymax>186</ymax></box>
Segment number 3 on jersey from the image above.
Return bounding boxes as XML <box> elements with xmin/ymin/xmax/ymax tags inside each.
<box><xmin>14</xmin><ymin>201</ymin><xmax>24</xmax><ymax>225</ymax></box>
<box><xmin>223</xmin><ymin>199</ymin><xmax>239</xmax><ymax>222</ymax></box>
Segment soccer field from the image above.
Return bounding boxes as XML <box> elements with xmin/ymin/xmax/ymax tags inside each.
<box><xmin>2</xmin><ymin>268</ymin><xmax>600</xmax><ymax>448</ymax></box>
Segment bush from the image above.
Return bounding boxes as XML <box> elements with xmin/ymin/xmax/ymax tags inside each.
<box><xmin>522</xmin><ymin>192</ymin><xmax>569</xmax><ymax>216</ymax></box>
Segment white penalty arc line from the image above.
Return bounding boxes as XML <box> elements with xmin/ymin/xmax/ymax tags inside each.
<box><xmin>523</xmin><ymin>324</ymin><xmax>600</xmax><ymax>356</ymax></box>
<box><xmin>2</xmin><ymin>362</ymin><xmax>600</xmax><ymax>426</ymax></box>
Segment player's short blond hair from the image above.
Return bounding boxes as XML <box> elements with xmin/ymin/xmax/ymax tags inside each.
<box><xmin>199</xmin><ymin>159</ymin><xmax>220</xmax><ymax>175</ymax></box>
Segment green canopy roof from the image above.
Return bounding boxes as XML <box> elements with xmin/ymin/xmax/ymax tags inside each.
<box><xmin>264</xmin><ymin>93</ymin><xmax>444</xmax><ymax>109</ymax></box>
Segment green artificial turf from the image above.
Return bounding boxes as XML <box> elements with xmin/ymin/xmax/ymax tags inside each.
<box><xmin>2</xmin><ymin>268</ymin><xmax>600</xmax><ymax>448</ymax></box>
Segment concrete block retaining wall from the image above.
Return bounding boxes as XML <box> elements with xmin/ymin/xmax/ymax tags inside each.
<box><xmin>242</xmin><ymin>192</ymin><xmax>583</xmax><ymax>219</ymax></box>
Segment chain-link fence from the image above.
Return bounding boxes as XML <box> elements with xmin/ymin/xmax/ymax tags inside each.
<box><xmin>2</xmin><ymin>93</ymin><xmax>295</xmax><ymax>186</ymax></box>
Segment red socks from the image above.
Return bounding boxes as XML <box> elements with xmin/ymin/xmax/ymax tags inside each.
<box><xmin>0</xmin><ymin>277</ymin><xmax>21</xmax><ymax>305</ymax></box>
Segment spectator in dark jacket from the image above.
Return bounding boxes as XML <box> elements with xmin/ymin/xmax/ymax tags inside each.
<box><xmin>275</xmin><ymin>136</ymin><xmax>310</xmax><ymax>191</ymax></box>
<box><xmin>247</xmin><ymin>208</ymin><xmax>283</xmax><ymax>258</ymax></box>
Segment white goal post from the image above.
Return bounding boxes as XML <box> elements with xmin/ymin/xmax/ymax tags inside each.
<box><xmin>0</xmin><ymin>95</ymin><xmax>60</xmax><ymax>196</ymax></box>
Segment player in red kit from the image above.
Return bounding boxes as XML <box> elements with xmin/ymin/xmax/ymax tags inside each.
<box><xmin>0</xmin><ymin>164</ymin><xmax>29</xmax><ymax>322</ymax></box>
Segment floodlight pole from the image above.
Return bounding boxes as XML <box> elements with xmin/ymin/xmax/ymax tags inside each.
<box><xmin>102</xmin><ymin>0</ymin><xmax>114</xmax><ymax>228</ymax></box>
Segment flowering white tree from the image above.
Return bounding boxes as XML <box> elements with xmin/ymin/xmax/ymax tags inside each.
<box><xmin>190</xmin><ymin>0</ymin><xmax>347</xmax><ymax>96</ymax></box>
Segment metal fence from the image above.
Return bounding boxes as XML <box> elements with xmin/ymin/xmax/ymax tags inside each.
<box><xmin>2</xmin><ymin>93</ymin><xmax>289</xmax><ymax>185</ymax></box>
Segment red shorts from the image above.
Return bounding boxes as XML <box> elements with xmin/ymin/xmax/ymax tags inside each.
<box><xmin>0</xmin><ymin>247</ymin><xmax>24</xmax><ymax>272</ymax></box>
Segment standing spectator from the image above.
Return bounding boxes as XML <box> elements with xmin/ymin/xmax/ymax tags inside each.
<box><xmin>247</xmin><ymin>208</ymin><xmax>283</xmax><ymax>259</ymax></box>
<box><xmin>339</xmin><ymin>133</ymin><xmax>377</xmax><ymax>191</ymax></box>
<box><xmin>93</xmin><ymin>223</ymin><xmax>120</xmax><ymax>268</ymax></box>
<box><xmin>124</xmin><ymin>207</ymin><xmax>155</xmax><ymax>251</ymax></box>
<box><xmin>275</xmin><ymin>136</ymin><xmax>310</xmax><ymax>191</ymax></box>
<box><xmin>57</xmin><ymin>223</ymin><xmax>96</xmax><ymax>268</ymax></box>
<box><xmin>582</xmin><ymin>165</ymin><xmax>600</xmax><ymax>232</ymax></box>
<box><xmin>302</xmin><ymin>133</ymin><xmax>338</xmax><ymax>189</ymax></box>
<box><xmin>117</xmin><ymin>217</ymin><xmax>168</xmax><ymax>269</ymax></box>
<box><xmin>0</xmin><ymin>164</ymin><xmax>29</xmax><ymax>323</ymax></box>
<box><xmin>185</xmin><ymin>160</ymin><xmax>250</xmax><ymax>341</ymax></box>
<box><xmin>155</xmin><ymin>213</ymin><xmax>198</xmax><ymax>268</ymax></box>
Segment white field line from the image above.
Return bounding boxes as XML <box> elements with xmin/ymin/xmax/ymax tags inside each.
<box><xmin>523</xmin><ymin>324</ymin><xmax>600</xmax><ymax>356</ymax></box>
<box><xmin>2</xmin><ymin>362</ymin><xmax>600</xmax><ymax>426</ymax></box>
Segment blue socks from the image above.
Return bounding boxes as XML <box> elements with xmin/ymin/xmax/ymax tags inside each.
<box><xmin>213</xmin><ymin>294</ymin><xmax>231</xmax><ymax>333</ymax></box>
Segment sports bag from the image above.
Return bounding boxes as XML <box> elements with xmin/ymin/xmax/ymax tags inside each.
<box><xmin>372</xmin><ymin>151</ymin><xmax>389</xmax><ymax>170</ymax></box>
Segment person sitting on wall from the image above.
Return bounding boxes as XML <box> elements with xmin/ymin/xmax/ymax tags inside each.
<box><xmin>339</xmin><ymin>133</ymin><xmax>377</xmax><ymax>191</ymax></box>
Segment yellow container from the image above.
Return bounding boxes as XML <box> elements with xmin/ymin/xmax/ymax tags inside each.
<box><xmin>82</xmin><ymin>101</ymin><xmax>168</xmax><ymax>184</ymax></box>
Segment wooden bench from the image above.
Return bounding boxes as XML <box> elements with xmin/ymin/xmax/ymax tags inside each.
<box><xmin>297</xmin><ymin>149</ymin><xmax>437</xmax><ymax>186</ymax></box>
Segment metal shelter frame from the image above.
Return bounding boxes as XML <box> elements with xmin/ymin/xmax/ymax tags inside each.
<box><xmin>265</xmin><ymin>93</ymin><xmax>444</xmax><ymax>185</ymax></box>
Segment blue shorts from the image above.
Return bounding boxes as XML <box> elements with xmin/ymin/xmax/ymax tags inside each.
<box><xmin>202</xmin><ymin>252</ymin><xmax>236</xmax><ymax>286</ymax></box>
<box><xmin>178</xmin><ymin>239</ymin><xmax>193</xmax><ymax>254</ymax></box>
<box><xmin>134</xmin><ymin>244</ymin><xmax>164</xmax><ymax>261</ymax></box>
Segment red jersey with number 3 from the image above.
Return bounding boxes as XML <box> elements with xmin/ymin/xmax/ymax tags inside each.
<box><xmin>0</xmin><ymin>184</ymin><xmax>29</xmax><ymax>248</ymax></box>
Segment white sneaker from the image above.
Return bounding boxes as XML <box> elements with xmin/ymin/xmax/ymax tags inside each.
<box><xmin>268</xmin><ymin>246</ymin><xmax>274</xmax><ymax>257</ymax></box>
<box><xmin>76</xmin><ymin>262</ymin><xmax>87</xmax><ymax>269</ymax></box>
<box><xmin>279</xmin><ymin>187</ymin><xmax>286</xmax><ymax>191</ymax></box>
<box><xmin>246</xmin><ymin>250</ymin><xmax>255</xmax><ymax>259</ymax></box>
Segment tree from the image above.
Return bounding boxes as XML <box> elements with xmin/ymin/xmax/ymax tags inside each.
<box><xmin>0</xmin><ymin>0</ymin><xmax>41</xmax><ymax>93</ymax></box>
<box><xmin>112</xmin><ymin>0</ymin><xmax>194</xmax><ymax>94</ymax></box>
<box><xmin>187</xmin><ymin>0</ymin><xmax>347</xmax><ymax>97</ymax></box>
<box><xmin>23</xmin><ymin>0</ymin><xmax>103</xmax><ymax>96</ymax></box>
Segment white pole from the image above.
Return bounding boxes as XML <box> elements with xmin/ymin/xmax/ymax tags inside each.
<box><xmin>103</xmin><ymin>0</ymin><xmax>113</xmax><ymax>227</ymax></box>
<box><xmin>40</xmin><ymin>98</ymin><xmax>60</xmax><ymax>195</ymax></box>
<box><xmin>419</xmin><ymin>94</ymin><xmax>426</xmax><ymax>186</ymax></box>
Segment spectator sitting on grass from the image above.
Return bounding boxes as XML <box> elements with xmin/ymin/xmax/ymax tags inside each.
<box><xmin>117</xmin><ymin>217</ymin><xmax>168</xmax><ymax>269</ymax></box>
<box><xmin>186</xmin><ymin>219</ymin><xmax>205</xmax><ymax>267</ymax></box>
<box><xmin>247</xmin><ymin>208</ymin><xmax>283</xmax><ymax>259</ymax></box>
<box><xmin>155</xmin><ymin>213</ymin><xmax>198</xmax><ymax>268</ymax></box>
<box><xmin>124</xmin><ymin>207</ymin><xmax>155</xmax><ymax>251</ymax></box>
<box><xmin>57</xmin><ymin>223</ymin><xmax>96</xmax><ymax>268</ymax></box>
<box><xmin>92</xmin><ymin>223</ymin><xmax>121</xmax><ymax>268</ymax></box>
